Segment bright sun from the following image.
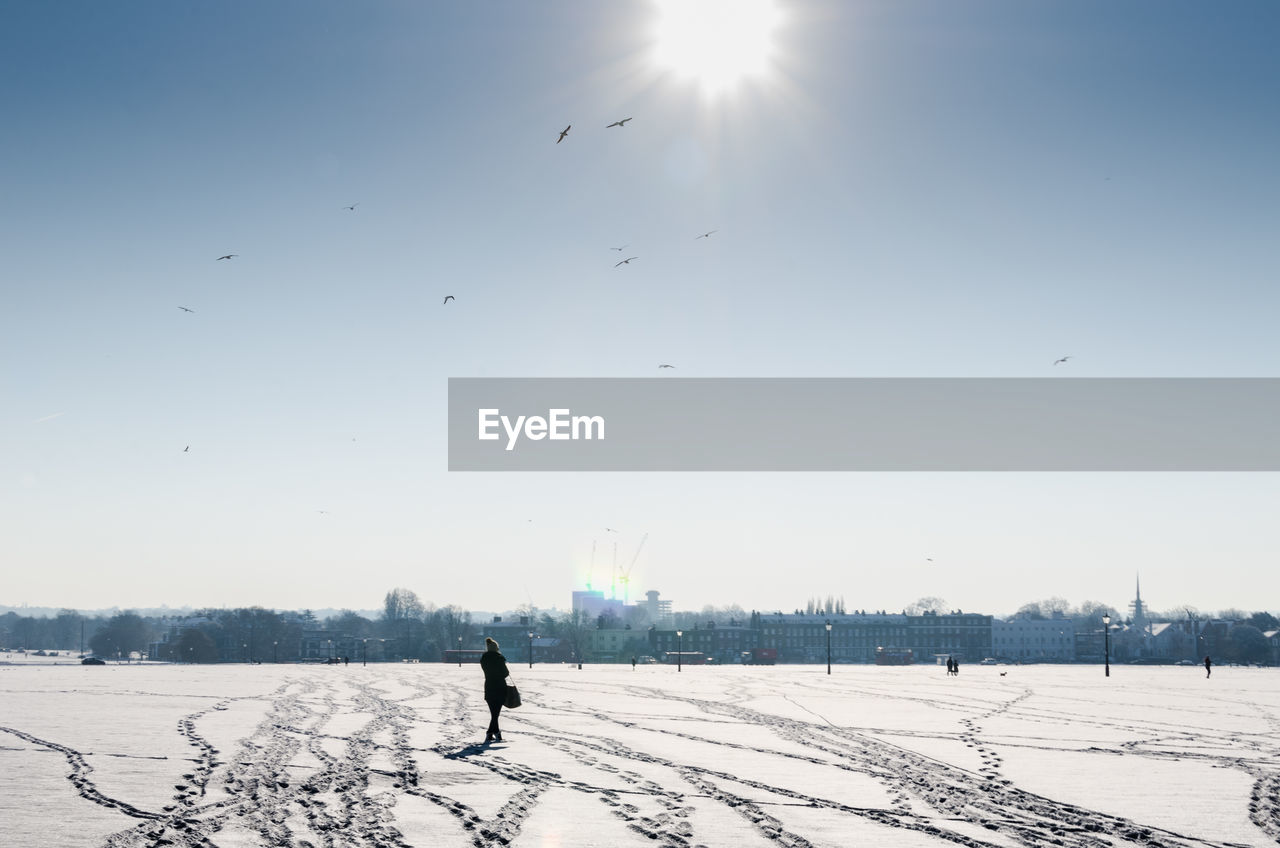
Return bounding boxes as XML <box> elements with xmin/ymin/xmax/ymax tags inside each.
<box><xmin>652</xmin><ymin>0</ymin><xmax>783</xmax><ymax>94</ymax></box>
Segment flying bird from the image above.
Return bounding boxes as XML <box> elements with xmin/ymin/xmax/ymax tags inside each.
<box><xmin>557</xmin><ymin>125</ymin><xmax>571</xmax><ymax>143</ymax></box>
<box><xmin>659</xmin><ymin>364</ymin><xmax>675</xmax><ymax>369</ymax></box>
<box><xmin>606</xmin><ymin>118</ymin><xmax>632</xmax><ymax>128</ymax></box>
<box><xmin>184</xmin><ymin>446</ymin><xmax>189</xmax><ymax>452</ymax></box>
<box><xmin>177</xmin><ymin>306</ymin><xmax>195</xmax><ymax>313</ymax></box>
<box><xmin>343</xmin><ymin>203</ymin><xmax>358</xmax><ymax>211</ymax></box>
<box><xmin>695</xmin><ymin>230</ymin><xmax>718</xmax><ymax>239</ymax></box>
<box><xmin>615</xmin><ymin>256</ymin><xmax>638</xmax><ymax>267</ymax></box>
<box><xmin>216</xmin><ymin>254</ymin><xmax>238</xmax><ymax>260</ymax></box>
<box><xmin>1053</xmin><ymin>356</ymin><xmax>1072</xmax><ymax>366</ymax></box>
<box><xmin>605</xmin><ymin>527</ymin><xmax>618</xmax><ymax>533</ymax></box>
<box><xmin>610</xmin><ymin>245</ymin><xmax>628</xmax><ymax>251</ymax></box>
<box><xmin>443</xmin><ymin>295</ymin><xmax>455</xmax><ymax>304</ymax></box>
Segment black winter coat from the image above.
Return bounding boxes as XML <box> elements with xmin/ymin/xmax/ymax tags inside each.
<box><xmin>480</xmin><ymin>651</ymin><xmax>509</xmax><ymax>701</ymax></box>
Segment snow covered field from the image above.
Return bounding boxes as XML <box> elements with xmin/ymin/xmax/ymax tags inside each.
<box><xmin>1</xmin><ymin>663</ymin><xmax>1277</xmax><ymax>847</ymax></box>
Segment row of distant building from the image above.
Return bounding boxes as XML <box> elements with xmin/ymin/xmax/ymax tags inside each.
<box><xmin>641</xmin><ymin>610</ymin><xmax>1278</xmax><ymax>666</ymax></box>
<box><xmin>272</xmin><ymin>608</ymin><xmax>1277</xmax><ymax>667</ymax></box>
<box><xmin>570</xmin><ymin>584</ymin><xmax>1278</xmax><ymax>666</ymax></box>
<box><xmin>139</xmin><ymin>584</ymin><xmax>1278</xmax><ymax>666</ymax></box>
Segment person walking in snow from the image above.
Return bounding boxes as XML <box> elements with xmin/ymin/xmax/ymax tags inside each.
<box><xmin>480</xmin><ymin>637</ymin><xmax>511</xmax><ymax>743</ymax></box>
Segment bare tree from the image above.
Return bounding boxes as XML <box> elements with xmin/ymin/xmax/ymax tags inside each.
<box><xmin>558</xmin><ymin>609</ymin><xmax>591</xmax><ymax>663</ymax></box>
<box><xmin>1041</xmin><ymin>597</ymin><xmax>1072</xmax><ymax>617</ymax></box>
<box><xmin>906</xmin><ymin>597</ymin><xmax>948</xmax><ymax>616</ymax></box>
<box><xmin>1013</xmin><ymin>601</ymin><xmax>1045</xmax><ymax>620</ymax></box>
<box><xmin>382</xmin><ymin>588</ymin><xmax>425</xmax><ymax>624</ymax></box>
<box><xmin>1076</xmin><ymin>601</ymin><xmax>1120</xmax><ymax>629</ymax></box>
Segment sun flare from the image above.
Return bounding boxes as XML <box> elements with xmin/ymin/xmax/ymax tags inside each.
<box><xmin>652</xmin><ymin>0</ymin><xmax>783</xmax><ymax>94</ymax></box>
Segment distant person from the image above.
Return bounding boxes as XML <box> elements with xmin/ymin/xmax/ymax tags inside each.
<box><xmin>1204</xmin><ymin>655</ymin><xmax>1212</xmax><ymax>678</ymax></box>
<box><xmin>480</xmin><ymin>637</ymin><xmax>510</xmax><ymax>743</ymax></box>
<box><xmin>946</xmin><ymin>656</ymin><xmax>954</xmax><ymax>676</ymax></box>
<box><xmin>953</xmin><ymin>659</ymin><xmax>960</xmax><ymax>676</ymax></box>
<box><xmin>631</xmin><ymin>655</ymin><xmax>637</xmax><ymax>670</ymax></box>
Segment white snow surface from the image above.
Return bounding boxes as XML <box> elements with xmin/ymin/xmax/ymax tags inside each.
<box><xmin>1</xmin><ymin>663</ymin><xmax>1277</xmax><ymax>847</ymax></box>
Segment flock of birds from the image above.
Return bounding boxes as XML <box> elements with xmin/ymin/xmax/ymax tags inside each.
<box><xmin>185</xmin><ymin>115</ymin><xmax>728</xmax><ymax>372</ymax></box>
<box><xmin>550</xmin><ymin>118</ymin><xmax>723</xmax><ymax>293</ymax></box>
<box><xmin>171</xmin><ymin>113</ymin><xmax>1077</xmax><ymax>467</ymax></box>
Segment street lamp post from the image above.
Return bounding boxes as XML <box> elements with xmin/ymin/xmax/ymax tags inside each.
<box><xmin>363</xmin><ymin>638</ymin><xmax>368</xmax><ymax>667</ymax></box>
<box><xmin>273</xmin><ymin>641</ymin><xmax>278</xmax><ymax>663</ymax></box>
<box><xmin>328</xmin><ymin>639</ymin><xmax>333</xmax><ymax>662</ymax></box>
<box><xmin>528</xmin><ymin>632</ymin><xmax>534</xmax><ymax>668</ymax></box>
<box><xmin>1103</xmin><ymin>614</ymin><xmax>1111</xmax><ymax>677</ymax></box>
<box><xmin>242</xmin><ymin>643</ymin><xmax>247</xmax><ymax>663</ymax></box>
<box><xmin>457</xmin><ymin>636</ymin><xmax>463</xmax><ymax>667</ymax></box>
<box><xmin>676</xmin><ymin>630</ymin><xmax>683</xmax><ymax>672</ymax></box>
<box><xmin>826</xmin><ymin>621</ymin><xmax>832</xmax><ymax>675</ymax></box>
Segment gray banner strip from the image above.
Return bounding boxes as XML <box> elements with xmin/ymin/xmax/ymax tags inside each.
<box><xmin>447</xmin><ymin>378</ymin><xmax>1280</xmax><ymax>471</ymax></box>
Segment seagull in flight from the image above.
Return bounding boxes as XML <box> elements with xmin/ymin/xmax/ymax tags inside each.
<box><xmin>606</xmin><ymin>118</ymin><xmax>632</xmax><ymax>128</ymax></box>
<box><xmin>615</xmin><ymin>256</ymin><xmax>638</xmax><ymax>267</ymax></box>
<box><xmin>343</xmin><ymin>203</ymin><xmax>358</xmax><ymax>211</ymax></box>
<box><xmin>443</xmin><ymin>295</ymin><xmax>455</xmax><ymax>304</ymax></box>
<box><xmin>1053</xmin><ymin>356</ymin><xmax>1072</xmax><ymax>366</ymax></box>
<box><xmin>217</xmin><ymin>254</ymin><xmax>238</xmax><ymax>260</ymax></box>
<box><xmin>610</xmin><ymin>244</ymin><xmax>628</xmax><ymax>251</ymax></box>
<box><xmin>557</xmin><ymin>125</ymin><xmax>571</xmax><ymax>143</ymax></box>
<box><xmin>184</xmin><ymin>446</ymin><xmax>189</xmax><ymax>452</ymax></box>
<box><xmin>659</xmin><ymin>364</ymin><xmax>675</xmax><ymax>369</ymax></box>
<box><xmin>177</xmin><ymin>306</ymin><xmax>195</xmax><ymax>313</ymax></box>
<box><xmin>695</xmin><ymin>230</ymin><xmax>718</xmax><ymax>239</ymax></box>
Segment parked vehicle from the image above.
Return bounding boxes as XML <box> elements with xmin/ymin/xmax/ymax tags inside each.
<box><xmin>81</xmin><ymin>657</ymin><xmax>106</xmax><ymax>665</ymax></box>
<box><xmin>874</xmin><ymin>647</ymin><xmax>914</xmax><ymax>665</ymax></box>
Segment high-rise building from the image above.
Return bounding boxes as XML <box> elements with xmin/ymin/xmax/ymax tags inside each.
<box><xmin>645</xmin><ymin>590</ymin><xmax>672</xmax><ymax>624</ymax></box>
<box><xmin>572</xmin><ymin>590</ymin><xmax>625</xmax><ymax>620</ymax></box>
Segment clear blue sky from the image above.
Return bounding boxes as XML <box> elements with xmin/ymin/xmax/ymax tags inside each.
<box><xmin>3</xmin><ymin>1</ymin><xmax>1278</xmax><ymax>617</ymax></box>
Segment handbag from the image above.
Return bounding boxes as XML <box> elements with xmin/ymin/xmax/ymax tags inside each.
<box><xmin>503</xmin><ymin>683</ymin><xmax>522</xmax><ymax>709</ymax></box>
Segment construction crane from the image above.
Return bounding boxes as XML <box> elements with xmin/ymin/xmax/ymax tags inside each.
<box><xmin>610</xmin><ymin>541</ymin><xmax>619</xmax><ymax>600</ymax></box>
<box><xmin>617</xmin><ymin>532</ymin><xmax>647</xmax><ymax>605</ymax></box>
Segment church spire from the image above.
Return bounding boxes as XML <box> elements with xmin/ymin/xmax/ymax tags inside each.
<box><xmin>1131</xmin><ymin>573</ymin><xmax>1148</xmax><ymax>635</ymax></box>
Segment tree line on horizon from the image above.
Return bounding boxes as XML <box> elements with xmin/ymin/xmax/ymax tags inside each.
<box><xmin>3</xmin><ymin>589</ymin><xmax>1276</xmax><ymax>663</ymax></box>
